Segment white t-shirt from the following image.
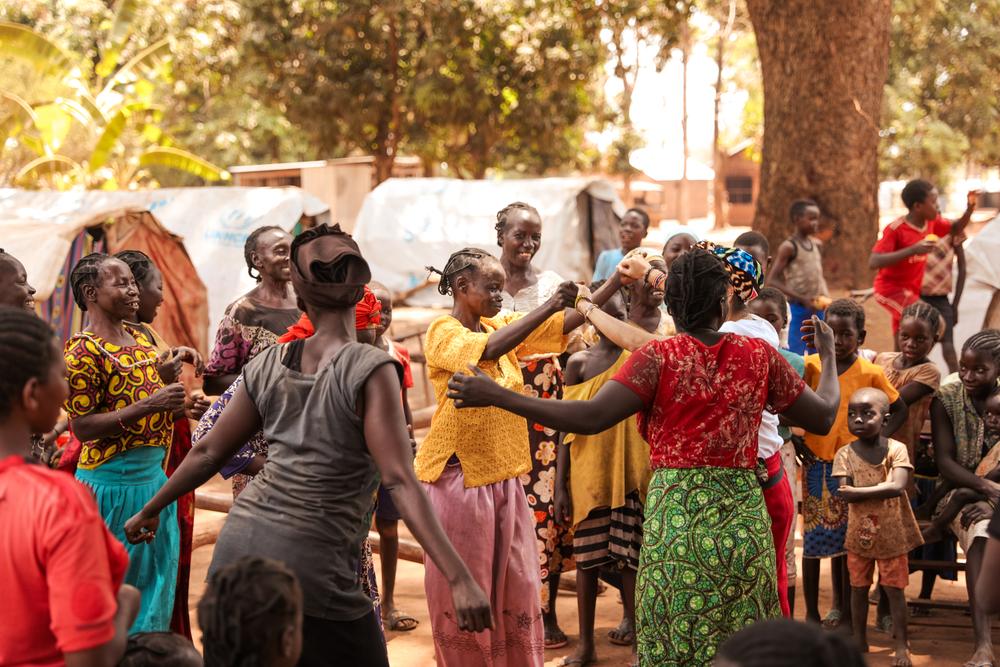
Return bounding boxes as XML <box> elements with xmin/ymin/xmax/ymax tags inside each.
<box><xmin>720</xmin><ymin>314</ymin><xmax>784</xmax><ymax>460</ymax></box>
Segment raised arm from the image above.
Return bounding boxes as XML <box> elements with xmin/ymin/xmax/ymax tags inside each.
<box><xmin>777</xmin><ymin>317</ymin><xmax>840</xmax><ymax>434</ymax></box>
<box><xmin>447</xmin><ymin>365</ymin><xmax>643</xmax><ymax>435</ymax></box>
<box><xmin>950</xmin><ymin>192</ymin><xmax>977</xmax><ymax>237</ymax></box>
<box><xmin>124</xmin><ymin>385</ymin><xmax>263</xmax><ymax>542</ymax></box>
<box><xmin>954</xmin><ymin>243</ymin><xmax>966</xmax><ymax>317</ymax></box>
<box><xmin>481</xmin><ymin>282</ymin><xmax>576</xmax><ymax>360</ymax></box>
<box><xmin>562</xmin><ymin>273</ymin><xmax>623</xmax><ymax>333</ymax></box>
<box><xmin>584</xmin><ymin>306</ymin><xmax>661</xmax><ymax>351</ymax></box>
<box><xmin>362</xmin><ymin>365</ymin><xmax>492</xmax><ymax>632</ymax></box>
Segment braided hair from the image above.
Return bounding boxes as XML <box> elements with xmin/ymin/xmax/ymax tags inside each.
<box><xmin>426</xmin><ymin>247</ymin><xmax>495</xmax><ymax>296</ymax></box>
<box><xmin>0</xmin><ymin>307</ymin><xmax>59</xmax><ymax>418</ymax></box>
<box><xmin>664</xmin><ymin>248</ymin><xmax>729</xmax><ymax>331</ymax></box>
<box><xmin>69</xmin><ymin>253</ymin><xmax>112</xmax><ymax>311</ymax></box>
<box><xmin>900</xmin><ymin>300</ymin><xmax>944</xmax><ymax>341</ymax></box>
<box><xmin>824</xmin><ymin>297</ymin><xmax>865</xmax><ymax>332</ymax></box>
<box><xmin>963</xmin><ymin>329</ymin><xmax>1000</xmax><ymax>365</ymax></box>
<box><xmin>114</xmin><ymin>250</ymin><xmax>157</xmax><ymax>286</ymax></box>
<box><xmin>244</xmin><ymin>226</ymin><xmax>284</xmax><ymax>282</ymax></box>
<box><xmin>715</xmin><ymin>618</ymin><xmax>866</xmax><ymax>667</ymax></box>
<box><xmin>495</xmin><ymin>202</ymin><xmax>540</xmax><ymax>246</ymax></box>
<box><xmin>198</xmin><ymin>557</ymin><xmax>301</xmax><ymax>667</ymax></box>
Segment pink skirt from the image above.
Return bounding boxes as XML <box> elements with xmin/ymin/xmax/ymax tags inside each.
<box><xmin>423</xmin><ymin>463</ymin><xmax>544</xmax><ymax>667</ymax></box>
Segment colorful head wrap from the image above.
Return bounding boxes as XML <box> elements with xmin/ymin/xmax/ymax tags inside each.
<box><xmin>695</xmin><ymin>240</ymin><xmax>762</xmax><ymax>302</ymax></box>
<box><xmin>277</xmin><ymin>286</ymin><xmax>382</xmax><ymax>343</ymax></box>
<box><xmin>290</xmin><ymin>223</ymin><xmax>371</xmax><ymax>309</ymax></box>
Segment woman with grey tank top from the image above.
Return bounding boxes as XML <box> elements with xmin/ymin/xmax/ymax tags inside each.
<box><xmin>125</xmin><ymin>224</ymin><xmax>491</xmax><ymax>667</ymax></box>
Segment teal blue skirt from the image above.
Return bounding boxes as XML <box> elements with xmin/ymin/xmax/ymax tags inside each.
<box><xmin>77</xmin><ymin>446</ymin><xmax>178</xmax><ymax>634</ymax></box>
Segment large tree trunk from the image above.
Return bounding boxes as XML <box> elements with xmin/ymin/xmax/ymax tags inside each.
<box><xmin>745</xmin><ymin>1</ymin><xmax>891</xmax><ymax>288</ymax></box>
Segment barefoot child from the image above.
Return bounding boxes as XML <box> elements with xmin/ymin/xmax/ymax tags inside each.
<box><xmin>368</xmin><ymin>282</ymin><xmax>419</xmax><ymax>633</ymax></box>
<box><xmin>833</xmin><ymin>388</ymin><xmax>923</xmax><ymax>666</ymax></box>
<box><xmin>801</xmin><ymin>299</ymin><xmax>908</xmax><ymax>628</ymax></box>
<box><xmin>767</xmin><ymin>199</ymin><xmax>831</xmax><ymax>355</ymax></box>
<box><xmin>554</xmin><ymin>288</ymin><xmax>651</xmax><ymax>667</ymax></box>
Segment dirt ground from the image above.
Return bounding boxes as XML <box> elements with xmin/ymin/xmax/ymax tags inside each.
<box><xmin>188</xmin><ymin>477</ymin><xmax>991</xmax><ymax>666</ymax></box>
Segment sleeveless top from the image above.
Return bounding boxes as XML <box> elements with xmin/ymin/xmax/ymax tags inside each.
<box><xmin>208</xmin><ymin>341</ymin><xmax>402</xmax><ymax>621</ymax></box>
<box><xmin>784</xmin><ymin>236</ymin><xmax>829</xmax><ymax>301</ymax></box>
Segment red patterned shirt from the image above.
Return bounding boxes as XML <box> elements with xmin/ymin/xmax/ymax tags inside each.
<box><xmin>612</xmin><ymin>333</ymin><xmax>806</xmax><ymax>470</ymax></box>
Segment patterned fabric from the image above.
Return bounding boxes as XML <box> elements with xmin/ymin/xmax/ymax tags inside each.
<box><xmin>802</xmin><ymin>460</ymin><xmax>847</xmax><ymax>558</ymax></box>
<box><xmin>192</xmin><ymin>375</ymin><xmax>268</xmax><ymax>498</ymax></box>
<box><xmin>636</xmin><ymin>467</ymin><xmax>779</xmax><ymax>665</ymax></box>
<box><xmin>203</xmin><ymin>295</ymin><xmax>299</xmax><ymax>379</ymax></box>
<box><xmin>873</xmin><ymin>215</ymin><xmax>952</xmax><ymax>298</ymax></box>
<box><xmin>802</xmin><ymin>355</ymin><xmax>901</xmax><ymax>462</ymax></box>
<box><xmin>415</xmin><ymin>311</ymin><xmax>567</xmax><ymax>487</ymax></box>
<box><xmin>518</xmin><ymin>358</ymin><xmax>573</xmax><ymax>611</ymax></box>
<box><xmin>38</xmin><ymin>231</ymin><xmax>104</xmax><ymax>345</ymax></box>
<box><xmin>936</xmin><ymin>379</ymin><xmax>997</xmax><ymax>471</ymax></box>
<box><xmin>832</xmin><ymin>440</ymin><xmax>923</xmax><ymax>559</ymax></box>
<box><xmin>921</xmin><ymin>231</ymin><xmax>957</xmax><ymax>296</ymax></box>
<box><xmin>64</xmin><ymin>328</ymin><xmax>172</xmax><ymax>469</ymax></box>
<box><xmin>572</xmin><ymin>491</ymin><xmax>644</xmax><ymax>571</ymax></box>
<box><xmin>695</xmin><ymin>241</ymin><xmax>763</xmax><ymax>302</ymax></box>
<box><xmin>612</xmin><ymin>334</ymin><xmax>806</xmax><ymax>470</ymax></box>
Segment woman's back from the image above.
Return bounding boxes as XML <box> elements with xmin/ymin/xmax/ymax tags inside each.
<box><xmin>210</xmin><ymin>340</ymin><xmax>401</xmax><ymax>621</ymax></box>
<box><xmin>614</xmin><ymin>333</ymin><xmax>805</xmax><ymax>470</ymax></box>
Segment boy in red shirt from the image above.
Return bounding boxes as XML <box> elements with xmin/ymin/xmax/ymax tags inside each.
<box><xmin>869</xmin><ymin>180</ymin><xmax>970</xmax><ymax>333</ymax></box>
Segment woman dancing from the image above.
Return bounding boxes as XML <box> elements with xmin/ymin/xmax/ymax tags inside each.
<box><xmin>447</xmin><ymin>249</ymin><xmax>841</xmax><ymax>664</ymax></box>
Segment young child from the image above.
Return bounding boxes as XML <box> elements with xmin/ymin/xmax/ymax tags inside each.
<box><xmin>593</xmin><ymin>208</ymin><xmax>650</xmax><ymax>282</ymax></box>
<box><xmin>800</xmin><ymin>298</ymin><xmax>907</xmax><ymax>628</ymax></box>
<box><xmin>368</xmin><ymin>282</ymin><xmax>419</xmax><ymax>633</ymax></box>
<box><xmin>869</xmin><ymin>180</ymin><xmax>971</xmax><ymax>335</ymax></box>
<box><xmin>767</xmin><ymin>199</ymin><xmax>831</xmax><ymax>355</ymax></box>
<box><xmin>554</xmin><ymin>288</ymin><xmax>652</xmax><ymax>667</ymax></box>
<box><xmin>920</xmin><ymin>192</ymin><xmax>976</xmax><ymax>373</ymax></box>
<box><xmin>750</xmin><ymin>287</ymin><xmax>806</xmax><ymax>615</ymax></box>
<box><xmin>198</xmin><ymin>556</ymin><xmax>303</xmax><ymax>667</ymax></box>
<box><xmin>833</xmin><ymin>388</ymin><xmax>923</xmax><ymax>667</ymax></box>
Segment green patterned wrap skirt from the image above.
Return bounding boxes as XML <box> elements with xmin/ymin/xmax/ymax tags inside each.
<box><xmin>637</xmin><ymin>467</ymin><xmax>780</xmax><ymax>666</ymax></box>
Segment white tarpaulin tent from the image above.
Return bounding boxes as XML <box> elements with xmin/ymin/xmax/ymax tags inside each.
<box><xmin>0</xmin><ymin>187</ymin><xmax>328</xmax><ymax>339</ymax></box>
<box><xmin>354</xmin><ymin>177</ymin><xmax>626</xmax><ymax>301</ymax></box>
<box><xmin>951</xmin><ymin>214</ymin><xmax>1000</xmax><ymax>355</ymax></box>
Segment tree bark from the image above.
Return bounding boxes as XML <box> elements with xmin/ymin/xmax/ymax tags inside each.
<box><xmin>745</xmin><ymin>0</ymin><xmax>891</xmax><ymax>287</ymax></box>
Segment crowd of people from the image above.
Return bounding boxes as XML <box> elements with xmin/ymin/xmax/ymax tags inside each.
<box><xmin>0</xmin><ymin>176</ymin><xmax>998</xmax><ymax>667</ymax></box>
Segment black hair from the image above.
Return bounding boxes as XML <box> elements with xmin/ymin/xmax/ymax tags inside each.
<box><xmin>624</xmin><ymin>207</ymin><xmax>651</xmax><ymax>228</ymax></box>
<box><xmin>789</xmin><ymin>198</ymin><xmax>819</xmax><ymax>221</ymax></box>
<box><xmin>664</xmin><ymin>248</ymin><xmax>729</xmax><ymax>331</ymax></box>
<box><xmin>0</xmin><ymin>307</ymin><xmax>59</xmax><ymax>418</ymax></box>
<box><xmin>901</xmin><ymin>179</ymin><xmax>935</xmax><ymax>209</ymax></box>
<box><xmin>198</xmin><ymin>557</ymin><xmax>300</xmax><ymax>667</ymax></box>
<box><xmin>963</xmin><ymin>329</ymin><xmax>1000</xmax><ymax>365</ymax></box>
<box><xmin>900</xmin><ymin>300</ymin><xmax>943</xmax><ymax>341</ymax></box>
<box><xmin>69</xmin><ymin>252</ymin><xmax>112</xmax><ymax>311</ymax></box>
<box><xmin>426</xmin><ymin>247</ymin><xmax>495</xmax><ymax>296</ymax></box>
<box><xmin>495</xmin><ymin>202</ymin><xmax>540</xmax><ymax>246</ymax></box>
<box><xmin>755</xmin><ymin>286</ymin><xmax>789</xmax><ymax>316</ymax></box>
<box><xmin>244</xmin><ymin>225</ymin><xmax>284</xmax><ymax>282</ymax></box>
<box><xmin>715</xmin><ymin>618</ymin><xmax>866</xmax><ymax>667</ymax></box>
<box><xmin>119</xmin><ymin>632</ymin><xmax>202</xmax><ymax>667</ymax></box>
<box><xmin>114</xmin><ymin>250</ymin><xmax>157</xmax><ymax>286</ymax></box>
<box><xmin>825</xmin><ymin>297</ymin><xmax>865</xmax><ymax>332</ymax></box>
<box><xmin>734</xmin><ymin>230</ymin><xmax>770</xmax><ymax>256</ymax></box>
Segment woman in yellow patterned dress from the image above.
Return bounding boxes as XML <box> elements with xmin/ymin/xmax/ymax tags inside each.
<box><xmin>64</xmin><ymin>253</ymin><xmax>192</xmax><ymax>633</ymax></box>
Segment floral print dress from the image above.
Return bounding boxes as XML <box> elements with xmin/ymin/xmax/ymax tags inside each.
<box><xmin>501</xmin><ymin>270</ymin><xmax>574</xmax><ymax>612</ymax></box>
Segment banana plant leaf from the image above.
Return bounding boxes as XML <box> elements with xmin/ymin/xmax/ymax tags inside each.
<box><xmin>137</xmin><ymin>147</ymin><xmax>231</xmax><ymax>182</ymax></box>
<box><xmin>96</xmin><ymin>0</ymin><xmax>139</xmax><ymax>79</ymax></box>
<box><xmin>0</xmin><ymin>21</ymin><xmax>76</xmax><ymax>81</ymax></box>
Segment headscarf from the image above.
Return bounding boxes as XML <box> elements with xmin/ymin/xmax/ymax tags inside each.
<box><xmin>695</xmin><ymin>240</ymin><xmax>762</xmax><ymax>302</ymax></box>
<box><xmin>277</xmin><ymin>285</ymin><xmax>382</xmax><ymax>343</ymax></box>
<box><xmin>290</xmin><ymin>223</ymin><xmax>371</xmax><ymax>309</ymax></box>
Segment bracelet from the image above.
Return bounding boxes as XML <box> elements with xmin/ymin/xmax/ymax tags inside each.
<box><xmin>651</xmin><ymin>270</ymin><xmax>666</xmax><ymax>291</ymax></box>
<box><xmin>581</xmin><ymin>303</ymin><xmax>598</xmax><ymax>321</ymax></box>
<box><xmin>643</xmin><ymin>266</ymin><xmax>657</xmax><ymax>285</ymax></box>
<box><xmin>116</xmin><ymin>410</ymin><xmax>128</xmax><ymax>433</ymax></box>
<box><xmin>575</xmin><ymin>297</ymin><xmax>595</xmax><ymax>314</ymax></box>
<box><xmin>574</xmin><ymin>292</ymin><xmax>591</xmax><ymax>308</ymax></box>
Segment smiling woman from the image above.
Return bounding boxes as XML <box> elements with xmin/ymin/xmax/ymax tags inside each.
<box><xmin>62</xmin><ymin>253</ymin><xmax>187</xmax><ymax>634</ymax></box>
<box><xmin>0</xmin><ymin>249</ymin><xmax>37</xmax><ymax>310</ymax></box>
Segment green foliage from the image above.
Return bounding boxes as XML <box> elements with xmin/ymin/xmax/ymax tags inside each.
<box><xmin>882</xmin><ymin>0</ymin><xmax>1000</xmax><ymax>181</ymax></box>
<box><xmin>0</xmin><ymin>3</ymin><xmax>228</xmax><ymax>189</ymax></box>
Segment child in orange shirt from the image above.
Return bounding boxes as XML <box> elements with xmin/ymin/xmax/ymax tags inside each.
<box><xmin>800</xmin><ymin>298</ymin><xmax>908</xmax><ymax>628</ymax></box>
